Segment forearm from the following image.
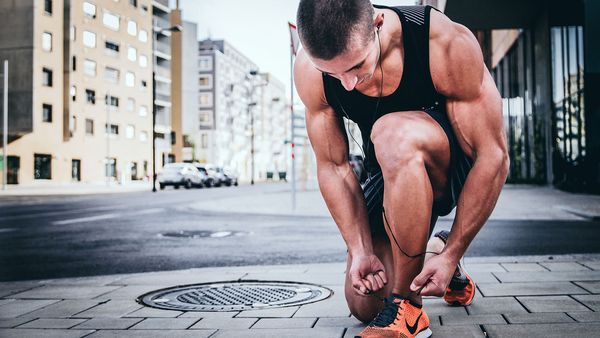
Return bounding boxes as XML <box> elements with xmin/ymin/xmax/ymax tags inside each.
<box><xmin>317</xmin><ymin>162</ymin><xmax>373</xmax><ymax>256</ymax></box>
<box><xmin>442</xmin><ymin>154</ymin><xmax>508</xmax><ymax>263</ymax></box>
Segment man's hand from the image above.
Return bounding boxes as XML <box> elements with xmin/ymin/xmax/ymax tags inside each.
<box><xmin>349</xmin><ymin>254</ymin><xmax>388</xmax><ymax>296</ymax></box>
<box><xmin>410</xmin><ymin>253</ymin><xmax>455</xmax><ymax>297</ymax></box>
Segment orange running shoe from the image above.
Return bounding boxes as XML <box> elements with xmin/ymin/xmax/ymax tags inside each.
<box><xmin>434</xmin><ymin>230</ymin><xmax>476</xmax><ymax>306</ymax></box>
<box><xmin>355</xmin><ymin>294</ymin><xmax>432</xmax><ymax>338</ymax></box>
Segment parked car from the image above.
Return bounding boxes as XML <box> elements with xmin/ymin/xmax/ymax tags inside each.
<box><xmin>158</xmin><ymin>163</ymin><xmax>204</xmax><ymax>190</ymax></box>
<box><xmin>221</xmin><ymin>167</ymin><xmax>239</xmax><ymax>186</ymax></box>
<box><xmin>205</xmin><ymin>164</ymin><xmax>225</xmax><ymax>187</ymax></box>
<box><xmin>349</xmin><ymin>154</ymin><xmax>367</xmax><ymax>184</ymax></box>
<box><xmin>194</xmin><ymin>164</ymin><xmax>217</xmax><ymax>188</ymax></box>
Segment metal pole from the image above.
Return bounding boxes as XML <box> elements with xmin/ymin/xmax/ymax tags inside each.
<box><xmin>290</xmin><ymin>51</ymin><xmax>296</xmax><ymax>210</ymax></box>
<box><xmin>106</xmin><ymin>90</ymin><xmax>110</xmax><ymax>187</ymax></box>
<box><xmin>2</xmin><ymin>60</ymin><xmax>7</xmax><ymax>191</ymax></box>
<box><xmin>250</xmin><ymin>102</ymin><xmax>255</xmax><ymax>185</ymax></box>
<box><xmin>152</xmin><ymin>73</ymin><xmax>157</xmax><ymax>192</ymax></box>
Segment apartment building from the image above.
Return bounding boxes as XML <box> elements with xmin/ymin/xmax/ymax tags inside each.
<box><xmin>0</xmin><ymin>0</ymin><xmax>154</xmax><ymax>185</ymax></box>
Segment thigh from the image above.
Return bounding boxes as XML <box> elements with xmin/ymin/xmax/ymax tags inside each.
<box><xmin>370</xmin><ymin>110</ymin><xmax>452</xmax><ymax>200</ymax></box>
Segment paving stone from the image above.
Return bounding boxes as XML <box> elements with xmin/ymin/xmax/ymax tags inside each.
<box><xmin>568</xmin><ymin>311</ymin><xmax>600</xmax><ymax>322</ymax></box>
<box><xmin>252</xmin><ymin>317</ymin><xmax>316</xmax><ymax>329</ymax></box>
<box><xmin>0</xmin><ymin>299</ymin><xmax>60</xmax><ymax>318</ymax></box>
<box><xmin>242</xmin><ymin>272</ymin><xmax>345</xmax><ymax>285</ymax></box>
<box><xmin>494</xmin><ymin>270</ymin><xmax>600</xmax><ymax>283</ymax></box>
<box><xmin>17</xmin><ymin>318</ymin><xmax>88</xmax><ymax>329</ymax></box>
<box><xmin>39</xmin><ymin>275</ymin><xmax>123</xmax><ymax>286</ymax></box>
<box><xmin>19</xmin><ymin>299</ymin><xmax>102</xmax><ymax>319</ymax></box>
<box><xmin>484</xmin><ymin>323</ymin><xmax>600</xmax><ymax>338</ymax></box>
<box><xmin>116</xmin><ymin>271</ymin><xmax>246</xmax><ymax>286</ymax></box>
<box><xmin>314</xmin><ymin>317</ymin><xmax>363</xmax><ymax>328</ymax></box>
<box><xmin>504</xmin><ymin>312</ymin><xmax>574</xmax><ymax>324</ymax></box>
<box><xmin>478</xmin><ymin>282</ymin><xmax>587</xmax><ymax>296</ymax></box>
<box><xmin>72</xmin><ymin>317</ymin><xmax>143</xmax><ymax>329</ymax></box>
<box><xmin>211</xmin><ymin>327</ymin><xmax>345</xmax><ymax>338</ymax></box>
<box><xmin>190</xmin><ymin>317</ymin><xmax>257</xmax><ymax>329</ymax></box>
<box><xmin>575</xmin><ymin>281</ymin><xmax>600</xmax><ymax>294</ymax></box>
<box><xmin>461</xmin><ymin>263</ymin><xmax>506</xmax><ymax>273</ymax></box>
<box><xmin>572</xmin><ymin>294</ymin><xmax>600</xmax><ymax>311</ymax></box>
<box><xmin>235</xmin><ymin>306</ymin><xmax>299</xmax><ymax>318</ymax></box>
<box><xmin>579</xmin><ymin>261</ymin><xmax>600</xmax><ymax>270</ymax></box>
<box><xmin>0</xmin><ymin>317</ymin><xmax>36</xmax><ymax>328</ymax></box>
<box><xmin>293</xmin><ymin>291</ymin><xmax>350</xmax><ymax>318</ymax></box>
<box><xmin>10</xmin><ymin>285</ymin><xmax>120</xmax><ymax>299</ymax></box>
<box><xmin>517</xmin><ymin>296</ymin><xmax>590</xmax><ymax>312</ymax></box>
<box><xmin>124</xmin><ymin>307</ymin><xmax>183</xmax><ymax>318</ymax></box>
<box><xmin>93</xmin><ymin>285</ymin><xmax>170</xmax><ymax>300</ymax></box>
<box><xmin>422</xmin><ymin>298</ymin><xmax>469</xmax><ymax>316</ymax></box>
<box><xmin>130</xmin><ymin>317</ymin><xmax>199</xmax><ymax>329</ymax></box>
<box><xmin>501</xmin><ymin>263</ymin><xmax>548</xmax><ymax>272</ymax></box>
<box><xmin>0</xmin><ymin>282</ymin><xmax>43</xmax><ymax>298</ymax></box>
<box><xmin>0</xmin><ymin>329</ymin><xmax>94</xmax><ymax>338</ymax></box>
<box><xmin>86</xmin><ymin>329</ymin><xmax>216</xmax><ymax>337</ymax></box>
<box><xmin>178</xmin><ymin>311</ymin><xmax>238</xmax><ymax>318</ymax></box>
<box><xmin>429</xmin><ymin>325</ymin><xmax>486</xmax><ymax>338</ymax></box>
<box><xmin>441</xmin><ymin>313</ymin><xmax>506</xmax><ymax>325</ymax></box>
<box><xmin>465</xmin><ymin>296</ymin><xmax>527</xmax><ymax>314</ymax></box>
<box><xmin>540</xmin><ymin>262</ymin><xmax>591</xmax><ymax>271</ymax></box>
<box><xmin>73</xmin><ymin>299</ymin><xmax>142</xmax><ymax>318</ymax></box>
<box><xmin>0</xmin><ymin>299</ymin><xmax>14</xmax><ymax>307</ymax></box>
<box><xmin>466</xmin><ymin>271</ymin><xmax>499</xmax><ymax>283</ymax></box>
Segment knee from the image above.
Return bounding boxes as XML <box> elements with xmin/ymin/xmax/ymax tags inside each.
<box><xmin>345</xmin><ymin>285</ymin><xmax>382</xmax><ymax>324</ymax></box>
<box><xmin>371</xmin><ymin>122</ymin><xmax>425</xmax><ymax>178</ymax></box>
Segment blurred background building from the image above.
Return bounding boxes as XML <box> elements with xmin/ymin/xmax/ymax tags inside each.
<box><xmin>421</xmin><ymin>0</ymin><xmax>600</xmax><ymax>193</ymax></box>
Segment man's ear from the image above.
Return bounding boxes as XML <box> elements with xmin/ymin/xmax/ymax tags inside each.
<box><xmin>374</xmin><ymin>12</ymin><xmax>384</xmax><ymax>31</ymax></box>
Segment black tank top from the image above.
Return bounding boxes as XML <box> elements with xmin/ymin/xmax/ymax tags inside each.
<box><xmin>322</xmin><ymin>5</ymin><xmax>445</xmax><ymax>172</ymax></box>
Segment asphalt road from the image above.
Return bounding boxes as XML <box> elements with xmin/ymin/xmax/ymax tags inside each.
<box><xmin>1</xmin><ymin>184</ymin><xmax>599</xmax><ymax>282</ymax></box>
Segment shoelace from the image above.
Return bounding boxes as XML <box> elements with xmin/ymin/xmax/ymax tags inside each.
<box><xmin>370</xmin><ymin>297</ymin><xmax>403</xmax><ymax>327</ymax></box>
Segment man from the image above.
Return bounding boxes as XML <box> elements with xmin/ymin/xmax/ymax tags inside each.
<box><xmin>294</xmin><ymin>1</ymin><xmax>509</xmax><ymax>337</ymax></box>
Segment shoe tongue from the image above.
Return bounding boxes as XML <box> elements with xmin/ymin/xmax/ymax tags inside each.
<box><xmin>389</xmin><ymin>294</ymin><xmax>405</xmax><ymax>304</ymax></box>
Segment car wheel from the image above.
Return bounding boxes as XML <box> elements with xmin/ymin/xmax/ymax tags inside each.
<box><xmin>159</xmin><ymin>184</ymin><xmax>165</xmax><ymax>190</ymax></box>
<box><xmin>234</xmin><ymin>181</ymin><xmax>238</xmax><ymax>186</ymax></box>
<box><xmin>185</xmin><ymin>180</ymin><xmax>192</xmax><ymax>189</ymax></box>
<box><xmin>174</xmin><ymin>184</ymin><xmax>180</xmax><ymax>189</ymax></box>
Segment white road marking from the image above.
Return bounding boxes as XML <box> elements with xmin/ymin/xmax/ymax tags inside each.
<box><xmin>53</xmin><ymin>213</ymin><xmax>121</xmax><ymax>225</ymax></box>
<box><xmin>130</xmin><ymin>208</ymin><xmax>164</xmax><ymax>216</ymax></box>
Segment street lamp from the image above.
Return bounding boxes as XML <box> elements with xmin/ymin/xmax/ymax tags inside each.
<box><xmin>152</xmin><ymin>24</ymin><xmax>182</xmax><ymax>193</ymax></box>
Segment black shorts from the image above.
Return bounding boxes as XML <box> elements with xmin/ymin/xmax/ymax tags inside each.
<box><xmin>362</xmin><ymin>108</ymin><xmax>473</xmax><ymax>236</ymax></box>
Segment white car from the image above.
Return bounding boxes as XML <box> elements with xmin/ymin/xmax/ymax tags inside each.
<box><xmin>158</xmin><ymin>163</ymin><xmax>204</xmax><ymax>190</ymax></box>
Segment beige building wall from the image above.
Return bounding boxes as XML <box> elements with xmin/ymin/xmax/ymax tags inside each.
<box><xmin>4</xmin><ymin>0</ymin><xmax>153</xmax><ymax>185</ymax></box>
<box><xmin>491</xmin><ymin>29</ymin><xmax>520</xmax><ymax>68</ymax></box>
<box><xmin>170</xmin><ymin>8</ymin><xmax>183</xmax><ymax>162</ymax></box>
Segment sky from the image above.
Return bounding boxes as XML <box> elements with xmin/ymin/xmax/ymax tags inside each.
<box><xmin>178</xmin><ymin>0</ymin><xmax>416</xmax><ymax>97</ymax></box>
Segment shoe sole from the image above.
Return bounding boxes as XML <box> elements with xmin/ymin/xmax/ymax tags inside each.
<box><xmin>416</xmin><ymin>327</ymin><xmax>433</xmax><ymax>338</ymax></box>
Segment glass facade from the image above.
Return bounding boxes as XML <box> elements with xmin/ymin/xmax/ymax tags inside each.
<box><xmin>550</xmin><ymin>26</ymin><xmax>586</xmax><ymax>188</ymax></box>
<box><xmin>492</xmin><ymin>30</ymin><xmax>546</xmax><ymax>183</ymax></box>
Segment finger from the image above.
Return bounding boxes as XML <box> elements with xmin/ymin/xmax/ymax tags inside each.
<box><xmin>362</xmin><ymin>277</ymin><xmax>375</xmax><ymax>294</ymax></box>
<box><xmin>376</xmin><ymin>270</ymin><xmax>388</xmax><ymax>285</ymax></box>
<box><xmin>410</xmin><ymin>268</ymin><xmax>434</xmax><ymax>291</ymax></box>
<box><xmin>366</xmin><ymin>273</ymin><xmax>381</xmax><ymax>291</ymax></box>
<box><xmin>417</xmin><ymin>280</ymin><xmax>445</xmax><ymax>297</ymax></box>
<box><xmin>353</xmin><ymin>279</ymin><xmax>369</xmax><ymax>296</ymax></box>
<box><xmin>372</xmin><ymin>273</ymin><xmax>385</xmax><ymax>291</ymax></box>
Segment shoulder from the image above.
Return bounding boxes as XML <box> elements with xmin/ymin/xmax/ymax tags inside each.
<box><xmin>428</xmin><ymin>9</ymin><xmax>484</xmax><ymax>100</ymax></box>
<box><xmin>294</xmin><ymin>48</ymin><xmax>331</xmax><ymax>113</ymax></box>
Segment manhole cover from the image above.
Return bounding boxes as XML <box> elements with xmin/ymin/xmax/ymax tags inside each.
<box><xmin>137</xmin><ymin>281</ymin><xmax>333</xmax><ymax>311</ymax></box>
<box><xmin>159</xmin><ymin>230</ymin><xmax>245</xmax><ymax>238</ymax></box>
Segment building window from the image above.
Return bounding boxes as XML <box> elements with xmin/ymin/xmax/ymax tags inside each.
<box><xmin>127</xmin><ymin>46</ymin><xmax>137</xmax><ymax>61</ymax></box>
<box><xmin>85</xmin><ymin>119</ymin><xmax>94</xmax><ymax>135</ymax></box>
<box><xmin>72</xmin><ymin>159</ymin><xmax>81</xmax><ymax>181</ymax></box>
<box><xmin>83</xmin><ymin>1</ymin><xmax>96</xmax><ymax>18</ymax></box>
<box><xmin>141</xmin><ymin>80</ymin><xmax>147</xmax><ymax>90</ymax></box>
<box><xmin>34</xmin><ymin>154</ymin><xmax>52</xmax><ymax>180</ymax></box>
<box><xmin>85</xmin><ymin>89</ymin><xmax>96</xmax><ymax>104</ymax></box>
<box><xmin>72</xmin><ymin>55</ymin><xmax>76</xmax><ymax>71</ymax></box>
<box><xmin>127</xmin><ymin>98</ymin><xmax>135</xmax><ymax>112</ymax></box>
<box><xmin>201</xmin><ymin>134</ymin><xmax>208</xmax><ymax>148</ymax></box>
<box><xmin>102</xmin><ymin>11</ymin><xmax>120</xmax><ymax>31</ymax></box>
<box><xmin>126</xmin><ymin>125</ymin><xmax>135</xmax><ymax>139</ymax></box>
<box><xmin>105</xmin><ymin>123</ymin><xmax>119</xmax><ymax>135</ymax></box>
<box><xmin>105</xmin><ymin>40</ymin><xmax>120</xmax><ymax>54</ymax></box>
<box><xmin>125</xmin><ymin>72</ymin><xmax>135</xmax><ymax>87</ymax></box>
<box><xmin>84</xmin><ymin>59</ymin><xmax>96</xmax><ymax>76</ymax></box>
<box><xmin>198</xmin><ymin>75</ymin><xmax>212</xmax><ymax>89</ymax></box>
<box><xmin>70</xmin><ymin>26</ymin><xmax>76</xmax><ymax>41</ymax></box>
<box><xmin>139</xmin><ymin>105</ymin><xmax>148</xmax><ymax>117</ymax></box>
<box><xmin>42</xmin><ymin>104</ymin><xmax>52</xmax><ymax>122</ymax></box>
<box><xmin>42</xmin><ymin>67</ymin><xmax>52</xmax><ymax>86</ymax></box>
<box><xmin>83</xmin><ymin>30</ymin><xmax>96</xmax><ymax>48</ymax></box>
<box><xmin>42</xmin><ymin>32</ymin><xmax>52</xmax><ymax>52</ymax></box>
<box><xmin>105</xmin><ymin>95</ymin><xmax>119</xmax><ymax>108</ymax></box>
<box><xmin>127</xmin><ymin>20</ymin><xmax>137</xmax><ymax>36</ymax></box>
<box><xmin>129</xmin><ymin>0</ymin><xmax>138</xmax><ymax>7</ymax></box>
<box><xmin>199</xmin><ymin>56</ymin><xmax>212</xmax><ymax>71</ymax></box>
<box><xmin>199</xmin><ymin>93</ymin><xmax>212</xmax><ymax>107</ymax></box>
<box><xmin>70</xmin><ymin>85</ymin><xmax>76</xmax><ymax>101</ymax></box>
<box><xmin>105</xmin><ymin>158</ymin><xmax>116</xmax><ymax>178</ymax></box>
<box><xmin>70</xmin><ymin>115</ymin><xmax>77</xmax><ymax>134</ymax></box>
<box><xmin>138</xmin><ymin>29</ymin><xmax>148</xmax><ymax>43</ymax></box>
<box><xmin>139</xmin><ymin>131</ymin><xmax>148</xmax><ymax>142</ymax></box>
<box><xmin>44</xmin><ymin>0</ymin><xmax>52</xmax><ymax>14</ymax></box>
<box><xmin>104</xmin><ymin>67</ymin><xmax>119</xmax><ymax>84</ymax></box>
<box><xmin>139</xmin><ymin>54</ymin><xmax>148</xmax><ymax>68</ymax></box>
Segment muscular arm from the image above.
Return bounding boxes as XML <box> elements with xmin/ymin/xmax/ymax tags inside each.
<box><xmin>294</xmin><ymin>50</ymin><xmax>373</xmax><ymax>257</ymax></box>
<box><xmin>430</xmin><ymin>12</ymin><xmax>510</xmax><ymax>265</ymax></box>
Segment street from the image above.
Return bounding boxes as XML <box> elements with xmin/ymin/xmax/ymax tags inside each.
<box><xmin>1</xmin><ymin>183</ymin><xmax>600</xmax><ymax>282</ymax></box>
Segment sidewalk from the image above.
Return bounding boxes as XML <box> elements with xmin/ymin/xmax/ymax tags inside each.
<box><xmin>0</xmin><ymin>180</ymin><xmax>152</xmax><ymax>197</ymax></box>
<box><xmin>1</xmin><ymin>254</ymin><xmax>600</xmax><ymax>337</ymax></box>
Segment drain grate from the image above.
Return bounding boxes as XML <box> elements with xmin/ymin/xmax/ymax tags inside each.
<box><xmin>137</xmin><ymin>281</ymin><xmax>333</xmax><ymax>311</ymax></box>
